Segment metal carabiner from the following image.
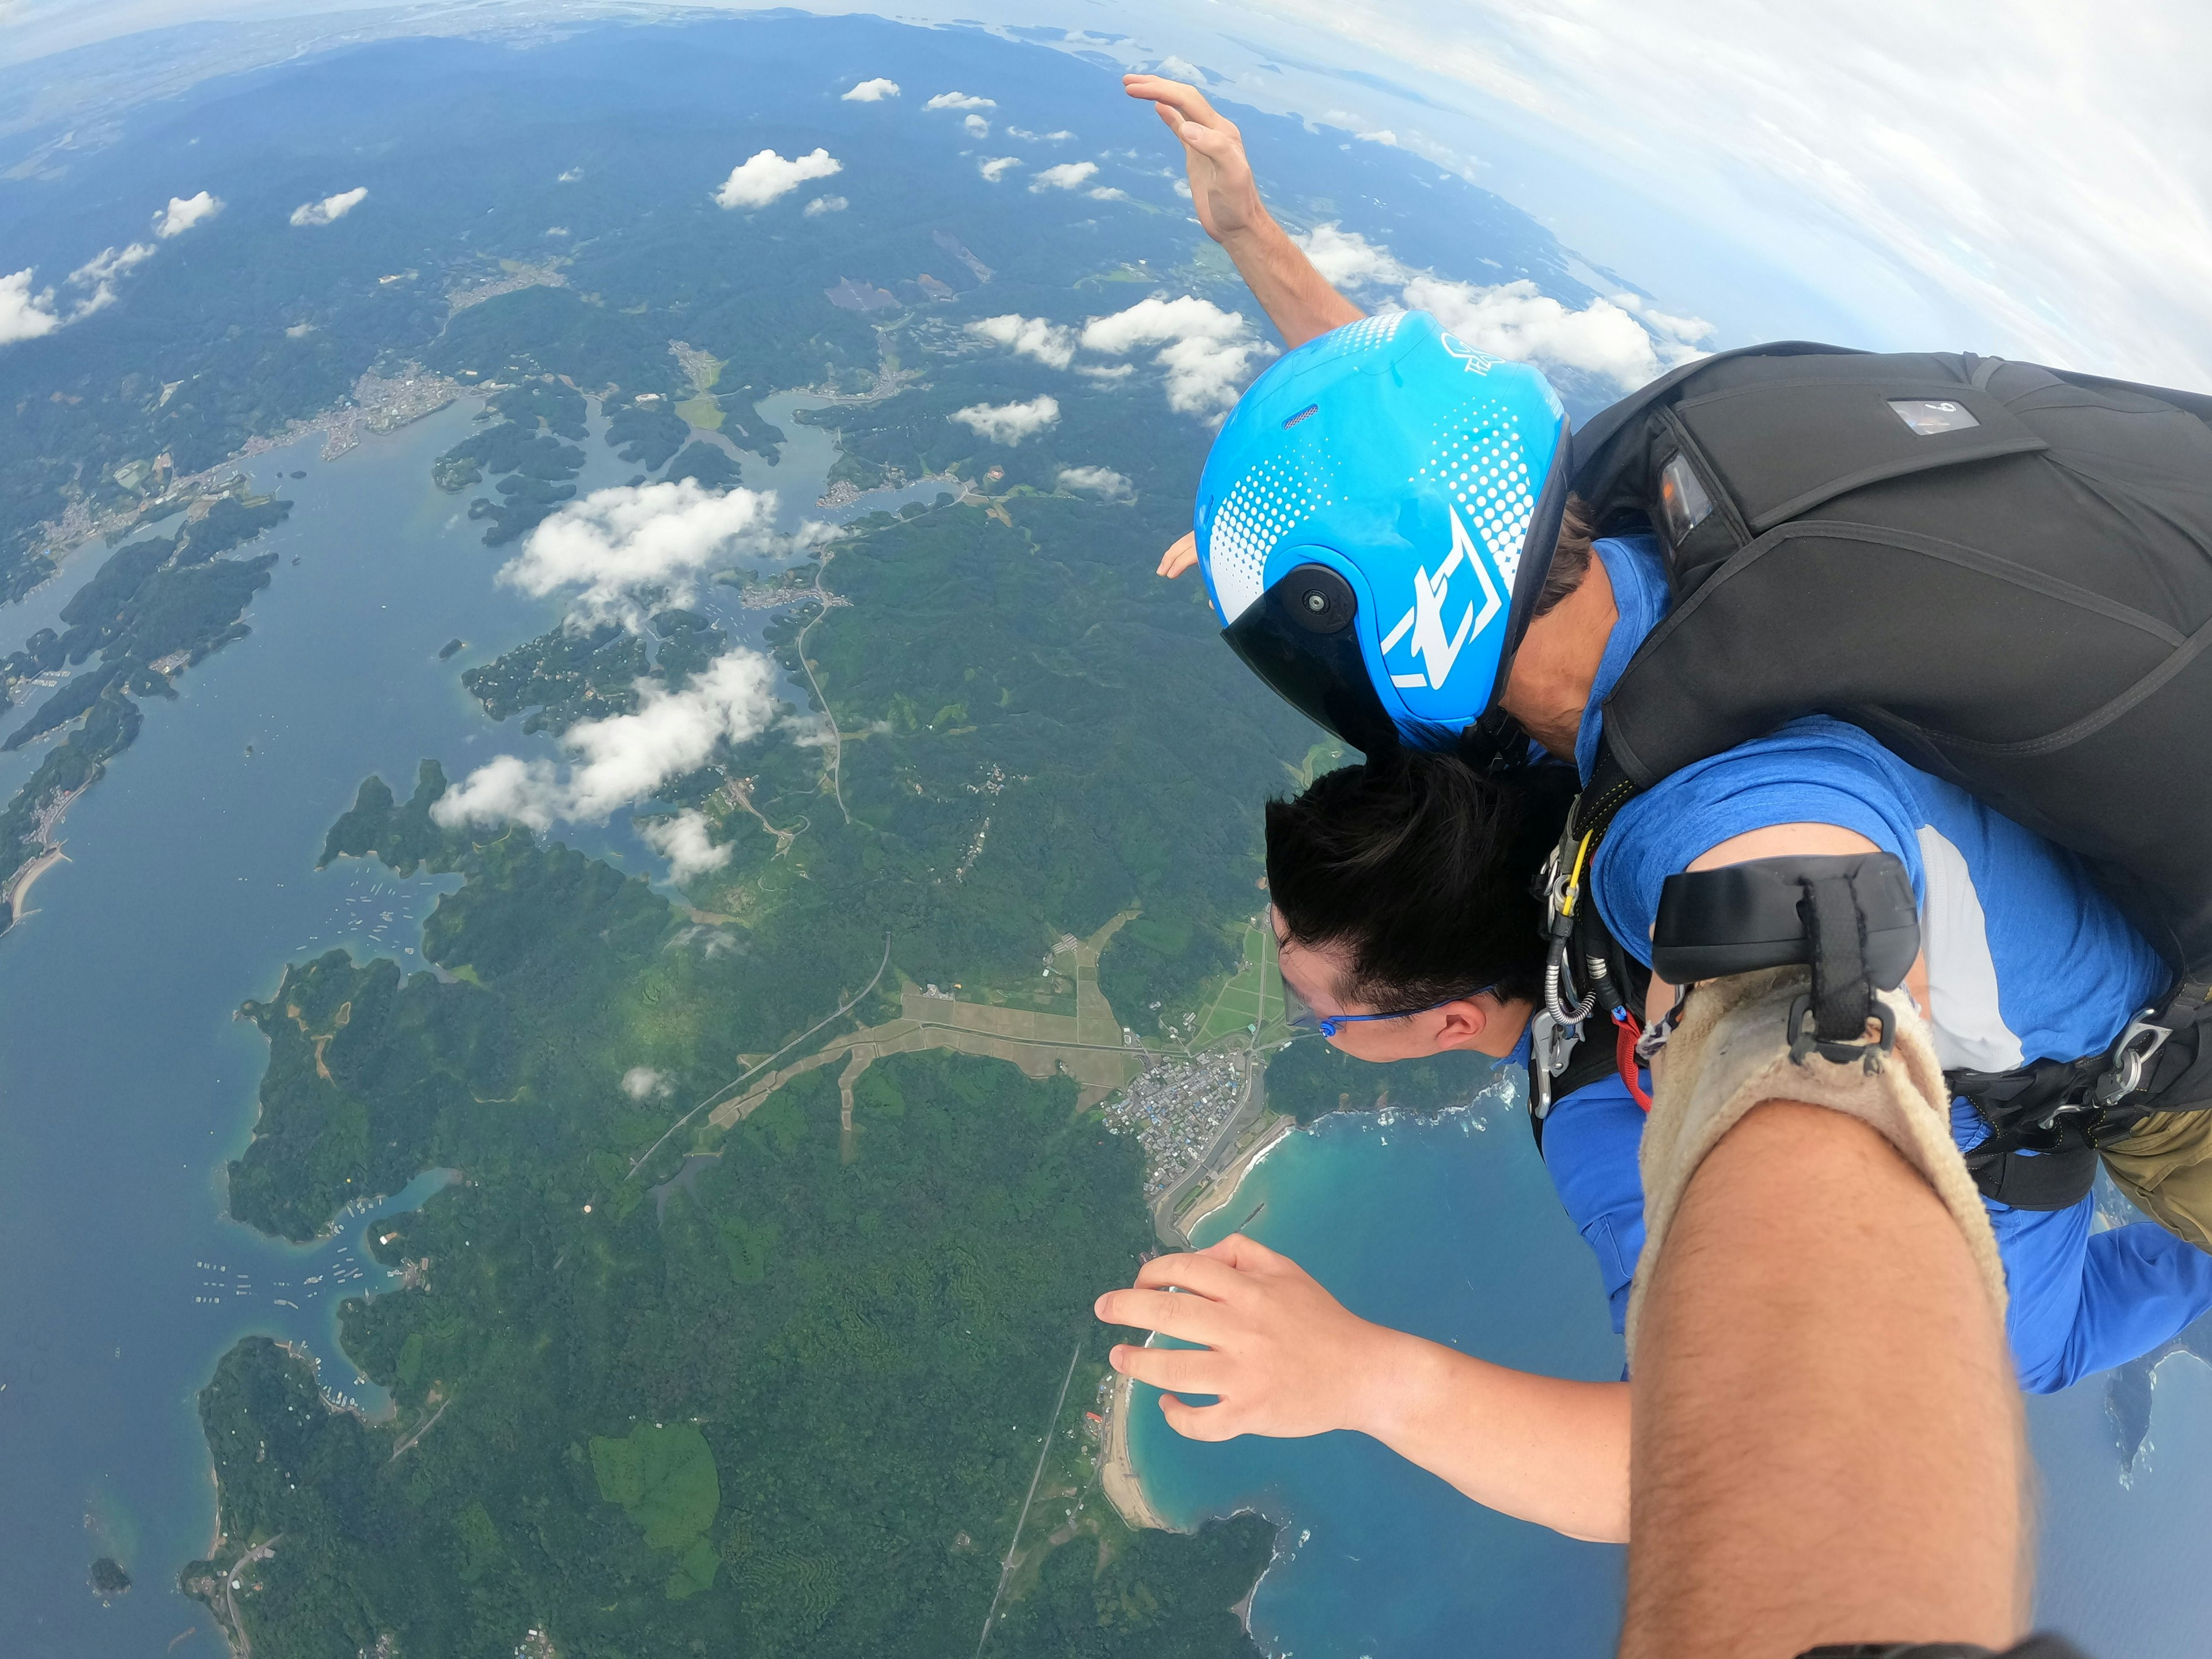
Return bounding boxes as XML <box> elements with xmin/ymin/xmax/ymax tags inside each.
<box><xmin>2092</xmin><ymin>1010</ymin><xmax>2174</xmax><ymax>1107</ymax></box>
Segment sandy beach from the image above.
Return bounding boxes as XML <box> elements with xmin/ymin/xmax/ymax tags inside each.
<box><xmin>1099</xmin><ymin>1369</ymin><xmax>1169</xmax><ymax>1532</ymax></box>
<box><xmin>1172</xmin><ymin>1112</ymin><xmax>1300</xmax><ymax>1243</ymax></box>
<box><xmin>0</xmin><ymin>846</ymin><xmax>66</xmax><ymax>928</ymax></box>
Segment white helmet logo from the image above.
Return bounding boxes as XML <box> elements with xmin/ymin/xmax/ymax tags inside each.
<box><xmin>1379</xmin><ymin>506</ymin><xmax>1502</xmax><ymax>692</ymax></box>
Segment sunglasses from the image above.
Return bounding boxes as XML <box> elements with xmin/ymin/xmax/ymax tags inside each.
<box><xmin>1281</xmin><ymin>977</ymin><xmax>1496</xmax><ymax>1040</ymax></box>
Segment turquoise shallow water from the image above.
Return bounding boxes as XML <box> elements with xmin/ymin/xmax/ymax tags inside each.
<box><xmin>1129</xmin><ymin>1078</ymin><xmax>2212</xmax><ymax>1657</ymax></box>
<box><xmin>1128</xmin><ymin>1080</ymin><xmax>1631</xmax><ymax>1658</ymax></box>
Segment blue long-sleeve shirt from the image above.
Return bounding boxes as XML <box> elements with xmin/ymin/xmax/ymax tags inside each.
<box><xmin>1519</xmin><ymin>536</ymin><xmax>2212</xmax><ymax>1391</ymax></box>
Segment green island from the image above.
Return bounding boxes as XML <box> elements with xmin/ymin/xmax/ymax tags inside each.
<box><xmin>0</xmin><ymin>487</ymin><xmax>291</xmax><ymax>930</ymax></box>
<box><xmin>0</xmin><ymin>20</ymin><xmax>1604</xmax><ymax>1648</ymax></box>
<box><xmin>191</xmin><ymin>433</ymin><xmax>1332</xmax><ymax>1650</ymax></box>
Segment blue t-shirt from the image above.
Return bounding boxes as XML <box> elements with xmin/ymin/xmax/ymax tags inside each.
<box><xmin>1533</xmin><ymin>536</ymin><xmax>2212</xmax><ymax>1392</ymax></box>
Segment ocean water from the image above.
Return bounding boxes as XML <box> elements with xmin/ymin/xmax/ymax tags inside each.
<box><xmin>0</xmin><ymin>385</ymin><xmax>932</xmax><ymax>1654</ymax></box>
<box><xmin>1128</xmin><ymin>1082</ymin><xmax>2212</xmax><ymax>1657</ymax></box>
<box><xmin>6</xmin><ymin>384</ymin><xmax>2209</xmax><ymax>1655</ymax></box>
<box><xmin>1127</xmin><ymin>1085</ymin><xmax>1631</xmax><ymax>1658</ymax></box>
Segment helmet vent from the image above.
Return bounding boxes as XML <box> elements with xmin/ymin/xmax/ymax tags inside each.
<box><xmin>1282</xmin><ymin>403</ymin><xmax>1319</xmax><ymax>429</ymax></box>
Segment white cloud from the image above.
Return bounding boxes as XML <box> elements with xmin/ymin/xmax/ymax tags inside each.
<box><xmin>1080</xmin><ymin>295</ymin><xmax>1267</xmax><ymax>415</ymax></box>
<box><xmin>1355</xmin><ymin>129</ymin><xmax>1397</xmax><ymax>146</ymax></box>
<box><xmin>951</xmin><ymin>395</ymin><xmax>1060</xmax><ymax>445</ymax></box>
<box><xmin>926</xmin><ymin>91</ymin><xmax>995</xmax><ymax>111</ymax></box>
<box><xmin>0</xmin><ymin>269</ymin><xmax>61</xmax><ymax>346</ymax></box>
<box><xmin>1088</xmin><ymin>187</ymin><xmax>1130</xmax><ymax>202</ymax></box>
<box><xmin>968</xmin><ymin>312</ymin><xmax>1078</xmax><ymax>369</ymax></box>
<box><xmin>500</xmin><ymin>479</ymin><xmax>828</xmax><ymax>626</ymax></box>
<box><xmin>557</xmin><ymin>167</ymin><xmax>583</xmax><ymax>183</ymax></box>
<box><xmin>622</xmin><ymin>1066</ymin><xmax>672</xmax><ymax>1100</ymax></box>
<box><xmin>1031</xmin><ymin>161</ymin><xmax>1099</xmax><ymax>192</ymax></box>
<box><xmin>978</xmin><ymin>156</ymin><xmax>1022</xmax><ymax>183</ymax></box>
<box><xmin>842</xmin><ymin>77</ymin><xmax>900</xmax><ymax>101</ymax></box>
<box><xmin>1297</xmin><ymin>222</ymin><xmax>1405</xmax><ymax>288</ymax></box>
<box><xmin>1058</xmin><ymin>466</ymin><xmax>1132</xmax><ymax>499</ymax></box>
<box><xmin>802</xmin><ymin>195</ymin><xmax>848</xmax><ymax>217</ymax></box>
<box><xmin>1007</xmin><ymin>127</ymin><xmax>1074</xmax><ymax>142</ymax></box>
<box><xmin>1157</xmin><ymin>55</ymin><xmax>1205</xmax><ymax>81</ymax></box>
<box><xmin>639</xmin><ymin>810</ymin><xmax>731</xmax><ymax>881</ymax></box>
<box><xmin>1295</xmin><ymin>224</ymin><xmax>1709</xmax><ymax>390</ymax></box>
<box><xmin>962</xmin><ymin>113</ymin><xmax>991</xmax><ymax>139</ymax></box>
<box><xmin>153</xmin><ymin>190</ymin><xmax>221</xmax><ymax>238</ymax></box>
<box><xmin>1249</xmin><ymin>1</ymin><xmax>2212</xmax><ymax>390</ymax></box>
<box><xmin>290</xmin><ymin>187</ymin><xmax>367</xmax><ymax>226</ymax></box>
<box><xmin>1074</xmin><ymin>362</ymin><xmax>1135</xmax><ymax>381</ymax></box>
<box><xmin>65</xmin><ymin>241</ymin><xmax>156</xmax><ymax>318</ymax></box>
<box><xmin>712</xmin><ymin>147</ymin><xmax>841</xmax><ymax>211</ymax></box>
<box><xmin>433</xmin><ymin>650</ymin><xmax>781</xmax><ymax>831</ymax></box>
<box><xmin>544</xmin><ymin>226</ymin><xmax>570</xmax><ymax>237</ymax></box>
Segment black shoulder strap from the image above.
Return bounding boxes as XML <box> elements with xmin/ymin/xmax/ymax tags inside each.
<box><xmin>1569</xmin><ymin>341</ymin><xmax>1863</xmax><ymax>478</ymax></box>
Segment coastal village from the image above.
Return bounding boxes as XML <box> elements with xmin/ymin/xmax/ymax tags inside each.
<box><xmin>1100</xmin><ymin>1052</ymin><xmax>1255</xmax><ymax>1200</ymax></box>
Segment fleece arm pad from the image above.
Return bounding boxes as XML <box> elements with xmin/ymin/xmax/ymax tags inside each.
<box><xmin>1625</xmin><ymin>966</ymin><xmax>2008</xmax><ymax>1362</ymax></box>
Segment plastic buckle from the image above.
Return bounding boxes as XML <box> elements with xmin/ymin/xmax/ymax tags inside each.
<box><xmin>1786</xmin><ymin>993</ymin><xmax>1897</xmax><ymax>1075</ymax></box>
<box><xmin>2092</xmin><ymin>1011</ymin><xmax>2173</xmax><ymax>1108</ymax></box>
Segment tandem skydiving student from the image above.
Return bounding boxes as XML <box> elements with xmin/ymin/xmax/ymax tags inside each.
<box><xmin>1128</xmin><ymin>67</ymin><xmax>2212</xmax><ymax>1258</ymax></box>
<box><xmin>1093</xmin><ymin>737</ymin><xmax>2212</xmax><ymax>1541</ymax></box>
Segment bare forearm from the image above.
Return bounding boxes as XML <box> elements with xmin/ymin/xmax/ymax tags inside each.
<box><xmin>1218</xmin><ymin>217</ymin><xmax>1363</xmax><ymax>351</ymax></box>
<box><xmin>1355</xmin><ymin>1327</ymin><xmax>1630</xmax><ymax>1543</ymax></box>
<box><xmin>1624</xmin><ymin>1102</ymin><xmax>2024</xmax><ymax>1658</ymax></box>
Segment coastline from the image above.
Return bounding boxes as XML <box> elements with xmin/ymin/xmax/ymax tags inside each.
<box><xmin>1099</xmin><ymin>1369</ymin><xmax>1169</xmax><ymax>1532</ymax></box>
<box><xmin>16</xmin><ymin>366</ymin><xmax>464</xmax><ymax>611</ymax></box>
<box><xmin>1170</xmin><ymin>1110</ymin><xmax>1299</xmax><ymax>1245</ymax></box>
<box><xmin>0</xmin><ymin>843</ymin><xmax>66</xmax><ymax>927</ymax></box>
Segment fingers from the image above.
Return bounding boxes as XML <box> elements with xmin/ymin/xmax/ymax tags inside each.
<box><xmin>1110</xmin><ymin>1342</ymin><xmax>1223</xmax><ymax>1394</ymax></box>
<box><xmin>1158</xmin><ymin>532</ymin><xmax>1197</xmax><ymax>578</ymax></box>
<box><xmin>1198</xmin><ymin>1232</ymin><xmax>1285</xmax><ymax>1273</ymax></box>
<box><xmin>1123</xmin><ymin>74</ymin><xmax>1220</xmax><ymax>126</ymax></box>
<box><xmin>1158</xmin><ymin>1392</ymin><xmax>1243</xmax><ymax>1442</ymax></box>
<box><xmin>1096</xmin><ymin>1286</ymin><xmax>1227</xmax><ymax>1344</ymax></box>
<box><xmin>1131</xmin><ymin>1251</ymin><xmax>1249</xmax><ymax>1300</ymax></box>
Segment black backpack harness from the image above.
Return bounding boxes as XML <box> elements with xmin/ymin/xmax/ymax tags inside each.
<box><xmin>1520</xmin><ymin>344</ymin><xmax>2212</xmax><ymax>1207</ymax></box>
<box><xmin>1525</xmin><ymin>800</ymin><xmax>2212</xmax><ymax>1210</ymax></box>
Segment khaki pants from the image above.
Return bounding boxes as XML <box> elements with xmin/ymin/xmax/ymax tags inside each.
<box><xmin>2102</xmin><ymin>1111</ymin><xmax>2212</xmax><ymax>1252</ymax></box>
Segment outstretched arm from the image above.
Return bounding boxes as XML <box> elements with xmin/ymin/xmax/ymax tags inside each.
<box><xmin>1124</xmin><ymin>75</ymin><xmax>1364</xmax><ymax>351</ymax></box>
<box><xmin>1095</xmin><ymin>1233</ymin><xmax>1631</xmax><ymax>1542</ymax></box>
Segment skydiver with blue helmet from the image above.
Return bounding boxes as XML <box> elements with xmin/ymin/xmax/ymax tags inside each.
<box><xmin>1108</xmin><ymin>73</ymin><xmax>2212</xmax><ymax>1657</ymax></box>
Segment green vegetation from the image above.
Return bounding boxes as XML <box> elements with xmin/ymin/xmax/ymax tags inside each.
<box><xmin>3</xmin><ymin>19</ymin><xmax>1631</xmax><ymax>1649</ymax></box>
<box><xmin>666</xmin><ymin>441</ymin><xmax>744</xmax><ymax>491</ymax></box>
<box><xmin>461</xmin><ymin>609</ymin><xmax>729</xmax><ymax>736</ymax></box>
<box><xmin>432</xmin><ymin>378</ymin><xmax>589</xmax><ymax>546</ymax></box>
<box><xmin>1264</xmin><ymin>1039</ymin><xmax>1502</xmax><ymax>1125</ymax></box>
<box><xmin>0</xmin><ymin>492</ymin><xmax>290</xmax><ymax>915</ymax></box>
<box><xmin>203</xmin><ymin>768</ymin><xmax>1268</xmax><ymax>1651</ymax></box>
<box><xmin>603</xmin><ymin>392</ymin><xmax>690</xmax><ymax>472</ymax></box>
<box><xmin>1192</xmin><ymin>923</ymin><xmax>1285</xmax><ymax>1046</ymax></box>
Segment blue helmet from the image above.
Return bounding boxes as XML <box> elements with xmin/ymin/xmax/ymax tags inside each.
<box><xmin>1195</xmin><ymin>309</ymin><xmax>1570</xmax><ymax>750</ymax></box>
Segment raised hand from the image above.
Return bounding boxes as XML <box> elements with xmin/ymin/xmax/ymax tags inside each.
<box><xmin>1123</xmin><ymin>74</ymin><xmax>1264</xmax><ymax>247</ymax></box>
<box><xmin>1122</xmin><ymin>74</ymin><xmax>1362</xmax><ymax>351</ymax></box>
<box><xmin>1158</xmin><ymin>531</ymin><xmax>1198</xmax><ymax>578</ymax></box>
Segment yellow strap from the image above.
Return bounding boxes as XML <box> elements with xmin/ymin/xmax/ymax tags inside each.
<box><xmin>1559</xmin><ymin>830</ymin><xmax>1596</xmax><ymax>919</ymax></box>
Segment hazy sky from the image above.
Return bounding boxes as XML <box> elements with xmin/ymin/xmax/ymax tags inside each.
<box><xmin>3</xmin><ymin>0</ymin><xmax>2207</xmax><ymax>389</ymax></box>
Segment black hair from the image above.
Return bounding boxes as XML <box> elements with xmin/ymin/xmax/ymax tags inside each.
<box><xmin>1264</xmin><ymin>745</ymin><xmax>1575</xmax><ymax>1010</ymax></box>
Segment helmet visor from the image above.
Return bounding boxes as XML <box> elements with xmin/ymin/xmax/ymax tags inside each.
<box><xmin>1222</xmin><ymin>562</ymin><xmax>1397</xmax><ymax>753</ymax></box>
